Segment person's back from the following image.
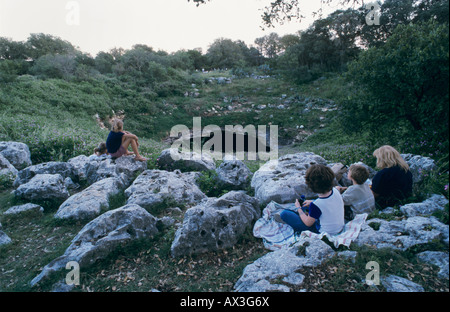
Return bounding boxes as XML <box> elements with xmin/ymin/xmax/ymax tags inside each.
<box><xmin>341</xmin><ymin>164</ymin><xmax>376</xmax><ymax>215</ymax></box>
<box><xmin>372</xmin><ymin>145</ymin><xmax>413</xmax><ymax>209</ymax></box>
<box><xmin>343</xmin><ymin>183</ymin><xmax>375</xmax><ymax>215</ymax></box>
<box><xmin>371</xmin><ymin>165</ymin><xmax>413</xmax><ymax>207</ymax></box>
<box><xmin>309</xmin><ymin>187</ymin><xmax>344</xmax><ymax>235</ymax></box>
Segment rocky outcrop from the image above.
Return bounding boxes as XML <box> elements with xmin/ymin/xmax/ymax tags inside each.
<box><xmin>381</xmin><ymin>275</ymin><xmax>425</xmax><ymax>292</ymax></box>
<box><xmin>355</xmin><ymin>215</ymin><xmax>449</xmax><ymax>250</ymax></box>
<box><xmin>30</xmin><ymin>204</ymin><xmax>159</xmax><ymax>287</ymax></box>
<box><xmin>417</xmin><ymin>251</ymin><xmax>449</xmax><ymax>279</ymax></box>
<box><xmin>4</xmin><ymin>203</ymin><xmax>44</xmax><ymax>216</ymax></box>
<box><xmin>215</xmin><ymin>158</ymin><xmax>252</xmax><ymax>190</ymax></box>
<box><xmin>251</xmin><ymin>152</ymin><xmax>327</xmax><ymax>205</ymax></box>
<box><xmin>0</xmin><ymin>223</ymin><xmax>12</xmax><ymax>246</ymax></box>
<box><xmin>157</xmin><ymin>148</ymin><xmax>216</xmax><ymax>172</ymax></box>
<box><xmin>0</xmin><ymin>141</ymin><xmax>32</xmax><ymax>170</ymax></box>
<box><xmin>14</xmin><ymin>174</ymin><xmax>70</xmax><ymax>203</ymax></box>
<box><xmin>68</xmin><ymin>155</ymin><xmax>147</xmax><ymax>186</ymax></box>
<box><xmin>0</xmin><ymin>154</ymin><xmax>18</xmax><ymax>180</ymax></box>
<box><xmin>402</xmin><ymin>153</ymin><xmax>437</xmax><ymax>184</ymax></box>
<box><xmin>400</xmin><ymin>194</ymin><xmax>448</xmax><ymax>217</ymax></box>
<box><xmin>234</xmin><ymin>238</ymin><xmax>335</xmax><ymax>292</ymax></box>
<box><xmin>171</xmin><ymin>191</ymin><xmax>260</xmax><ymax>257</ymax></box>
<box><xmin>13</xmin><ymin>162</ymin><xmax>77</xmax><ymax>187</ymax></box>
<box><xmin>55</xmin><ymin>177</ymin><xmax>124</xmax><ymax>221</ymax></box>
<box><xmin>125</xmin><ymin>170</ymin><xmax>207</xmax><ymax>212</ymax></box>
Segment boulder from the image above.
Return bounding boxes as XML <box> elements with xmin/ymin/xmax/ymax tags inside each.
<box><xmin>30</xmin><ymin>204</ymin><xmax>158</xmax><ymax>287</ymax></box>
<box><xmin>215</xmin><ymin>158</ymin><xmax>252</xmax><ymax>190</ymax></box>
<box><xmin>68</xmin><ymin>155</ymin><xmax>147</xmax><ymax>186</ymax></box>
<box><xmin>355</xmin><ymin>216</ymin><xmax>449</xmax><ymax>250</ymax></box>
<box><xmin>402</xmin><ymin>154</ymin><xmax>437</xmax><ymax>184</ymax></box>
<box><xmin>400</xmin><ymin>194</ymin><xmax>449</xmax><ymax>217</ymax></box>
<box><xmin>157</xmin><ymin>148</ymin><xmax>216</xmax><ymax>172</ymax></box>
<box><xmin>55</xmin><ymin>177</ymin><xmax>124</xmax><ymax>221</ymax></box>
<box><xmin>0</xmin><ymin>223</ymin><xmax>12</xmax><ymax>246</ymax></box>
<box><xmin>251</xmin><ymin>152</ymin><xmax>327</xmax><ymax>205</ymax></box>
<box><xmin>234</xmin><ymin>238</ymin><xmax>335</xmax><ymax>292</ymax></box>
<box><xmin>0</xmin><ymin>154</ymin><xmax>18</xmax><ymax>180</ymax></box>
<box><xmin>14</xmin><ymin>162</ymin><xmax>77</xmax><ymax>187</ymax></box>
<box><xmin>14</xmin><ymin>174</ymin><xmax>70</xmax><ymax>203</ymax></box>
<box><xmin>4</xmin><ymin>203</ymin><xmax>44</xmax><ymax>216</ymax></box>
<box><xmin>125</xmin><ymin>170</ymin><xmax>207</xmax><ymax>212</ymax></box>
<box><xmin>416</xmin><ymin>251</ymin><xmax>449</xmax><ymax>279</ymax></box>
<box><xmin>0</xmin><ymin>141</ymin><xmax>32</xmax><ymax>170</ymax></box>
<box><xmin>170</xmin><ymin>191</ymin><xmax>260</xmax><ymax>257</ymax></box>
<box><xmin>381</xmin><ymin>275</ymin><xmax>424</xmax><ymax>292</ymax></box>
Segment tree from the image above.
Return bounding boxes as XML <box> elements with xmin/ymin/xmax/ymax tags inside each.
<box><xmin>0</xmin><ymin>37</ymin><xmax>29</xmax><ymax>60</ymax></box>
<box><xmin>26</xmin><ymin>33</ymin><xmax>76</xmax><ymax>60</ymax></box>
<box><xmin>30</xmin><ymin>54</ymin><xmax>77</xmax><ymax>80</ymax></box>
<box><xmin>254</xmin><ymin>33</ymin><xmax>282</xmax><ymax>59</ymax></box>
<box><xmin>95</xmin><ymin>51</ymin><xmax>116</xmax><ymax>74</ymax></box>
<box><xmin>346</xmin><ymin>20</ymin><xmax>449</xmax><ymax>135</ymax></box>
<box><xmin>206</xmin><ymin>38</ymin><xmax>247</xmax><ymax>69</ymax></box>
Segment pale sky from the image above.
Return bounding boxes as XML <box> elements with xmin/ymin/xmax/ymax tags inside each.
<box><xmin>0</xmin><ymin>0</ymin><xmax>349</xmax><ymax>56</ymax></box>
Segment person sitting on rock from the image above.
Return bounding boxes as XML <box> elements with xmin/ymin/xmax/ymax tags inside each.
<box><xmin>371</xmin><ymin>145</ymin><xmax>413</xmax><ymax>209</ymax></box>
<box><xmin>89</xmin><ymin>142</ymin><xmax>111</xmax><ymax>161</ymax></box>
<box><xmin>336</xmin><ymin>164</ymin><xmax>375</xmax><ymax>221</ymax></box>
<box><xmin>106</xmin><ymin>119</ymin><xmax>147</xmax><ymax>162</ymax></box>
<box><xmin>276</xmin><ymin>164</ymin><xmax>345</xmax><ymax>235</ymax></box>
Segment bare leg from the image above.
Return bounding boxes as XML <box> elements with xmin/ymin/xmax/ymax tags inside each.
<box><xmin>122</xmin><ymin>138</ymin><xmax>147</xmax><ymax>161</ymax></box>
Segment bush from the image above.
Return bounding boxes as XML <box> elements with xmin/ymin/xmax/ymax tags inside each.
<box><xmin>345</xmin><ymin>20</ymin><xmax>449</xmax><ymax>137</ymax></box>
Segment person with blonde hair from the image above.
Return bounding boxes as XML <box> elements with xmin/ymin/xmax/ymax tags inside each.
<box><xmin>106</xmin><ymin>119</ymin><xmax>147</xmax><ymax>162</ymax></box>
<box><xmin>371</xmin><ymin>145</ymin><xmax>413</xmax><ymax>209</ymax></box>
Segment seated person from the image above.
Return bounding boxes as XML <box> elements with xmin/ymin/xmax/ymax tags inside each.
<box><xmin>106</xmin><ymin>119</ymin><xmax>147</xmax><ymax>162</ymax></box>
<box><xmin>371</xmin><ymin>145</ymin><xmax>413</xmax><ymax>209</ymax></box>
<box><xmin>336</xmin><ymin>164</ymin><xmax>375</xmax><ymax>220</ymax></box>
<box><xmin>276</xmin><ymin>164</ymin><xmax>345</xmax><ymax>235</ymax></box>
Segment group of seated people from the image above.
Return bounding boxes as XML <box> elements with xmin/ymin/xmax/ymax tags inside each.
<box><xmin>275</xmin><ymin>145</ymin><xmax>413</xmax><ymax>236</ymax></box>
<box><xmin>95</xmin><ymin>119</ymin><xmax>413</xmax><ymax>237</ymax></box>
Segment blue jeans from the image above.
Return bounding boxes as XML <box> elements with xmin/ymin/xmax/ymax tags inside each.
<box><xmin>280</xmin><ymin>209</ymin><xmax>319</xmax><ymax>234</ymax></box>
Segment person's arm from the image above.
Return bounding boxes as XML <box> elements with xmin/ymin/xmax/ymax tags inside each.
<box><xmin>123</xmin><ymin>132</ymin><xmax>139</xmax><ymax>141</ymax></box>
<box><xmin>295</xmin><ymin>199</ymin><xmax>316</xmax><ymax>227</ymax></box>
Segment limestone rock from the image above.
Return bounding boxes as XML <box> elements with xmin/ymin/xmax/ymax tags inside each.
<box><xmin>402</xmin><ymin>153</ymin><xmax>437</xmax><ymax>184</ymax></box>
<box><xmin>251</xmin><ymin>152</ymin><xmax>327</xmax><ymax>205</ymax></box>
<box><xmin>14</xmin><ymin>174</ymin><xmax>70</xmax><ymax>203</ymax></box>
<box><xmin>14</xmin><ymin>162</ymin><xmax>77</xmax><ymax>187</ymax></box>
<box><xmin>125</xmin><ymin>170</ymin><xmax>207</xmax><ymax>212</ymax></box>
<box><xmin>381</xmin><ymin>275</ymin><xmax>424</xmax><ymax>292</ymax></box>
<box><xmin>0</xmin><ymin>141</ymin><xmax>32</xmax><ymax>170</ymax></box>
<box><xmin>417</xmin><ymin>251</ymin><xmax>449</xmax><ymax>279</ymax></box>
<box><xmin>215</xmin><ymin>159</ymin><xmax>252</xmax><ymax>190</ymax></box>
<box><xmin>30</xmin><ymin>204</ymin><xmax>158</xmax><ymax>287</ymax></box>
<box><xmin>68</xmin><ymin>155</ymin><xmax>147</xmax><ymax>187</ymax></box>
<box><xmin>170</xmin><ymin>191</ymin><xmax>260</xmax><ymax>257</ymax></box>
<box><xmin>400</xmin><ymin>194</ymin><xmax>448</xmax><ymax>217</ymax></box>
<box><xmin>234</xmin><ymin>238</ymin><xmax>335</xmax><ymax>292</ymax></box>
<box><xmin>55</xmin><ymin>177</ymin><xmax>124</xmax><ymax>221</ymax></box>
<box><xmin>4</xmin><ymin>203</ymin><xmax>44</xmax><ymax>216</ymax></box>
<box><xmin>355</xmin><ymin>216</ymin><xmax>449</xmax><ymax>250</ymax></box>
<box><xmin>157</xmin><ymin>148</ymin><xmax>216</xmax><ymax>172</ymax></box>
<box><xmin>0</xmin><ymin>154</ymin><xmax>18</xmax><ymax>180</ymax></box>
<box><xmin>0</xmin><ymin>225</ymin><xmax>12</xmax><ymax>246</ymax></box>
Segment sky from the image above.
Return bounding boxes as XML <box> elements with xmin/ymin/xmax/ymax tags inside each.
<box><xmin>0</xmin><ymin>0</ymin><xmax>350</xmax><ymax>56</ymax></box>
